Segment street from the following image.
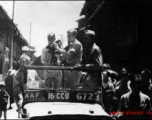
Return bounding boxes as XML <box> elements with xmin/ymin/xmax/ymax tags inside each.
<box><xmin>1</xmin><ymin>103</ymin><xmax>19</xmax><ymax>119</ymax></box>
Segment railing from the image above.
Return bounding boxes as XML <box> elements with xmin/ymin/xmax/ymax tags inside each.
<box><xmin>24</xmin><ymin>65</ymin><xmax>101</xmax><ymax>71</ymax></box>
<box><xmin>25</xmin><ymin>65</ymin><xmax>75</xmax><ymax>70</ymax></box>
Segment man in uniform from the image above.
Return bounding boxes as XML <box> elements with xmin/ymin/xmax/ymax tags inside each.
<box><xmin>53</xmin><ymin>29</ymin><xmax>83</xmax><ymax>89</ymax></box>
<box><xmin>75</xmin><ymin>30</ymin><xmax>103</xmax><ymax>90</ymax></box>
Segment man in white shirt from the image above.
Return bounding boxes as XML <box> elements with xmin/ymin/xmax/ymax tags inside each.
<box><xmin>41</xmin><ymin>33</ymin><xmax>62</xmax><ymax>89</ymax></box>
<box><xmin>53</xmin><ymin>29</ymin><xmax>83</xmax><ymax>89</ymax></box>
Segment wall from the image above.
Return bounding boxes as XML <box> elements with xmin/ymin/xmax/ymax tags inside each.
<box><xmin>86</xmin><ymin>1</ymin><xmax>152</xmax><ymax>72</ymax></box>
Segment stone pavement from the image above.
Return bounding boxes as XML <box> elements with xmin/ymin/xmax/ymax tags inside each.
<box><xmin>1</xmin><ymin>103</ymin><xmax>22</xmax><ymax>119</ymax></box>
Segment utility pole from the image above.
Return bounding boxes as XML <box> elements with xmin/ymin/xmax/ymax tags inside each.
<box><xmin>9</xmin><ymin>0</ymin><xmax>15</xmax><ymax>69</ymax></box>
<box><xmin>29</xmin><ymin>22</ymin><xmax>32</xmax><ymax>51</ymax></box>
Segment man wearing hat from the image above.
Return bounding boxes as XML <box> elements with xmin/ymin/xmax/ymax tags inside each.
<box><xmin>75</xmin><ymin>30</ymin><xmax>103</xmax><ymax>90</ymax></box>
<box><xmin>118</xmin><ymin>73</ymin><xmax>151</xmax><ymax>119</ymax></box>
<box><xmin>13</xmin><ymin>53</ymin><xmax>30</xmax><ymax>118</ymax></box>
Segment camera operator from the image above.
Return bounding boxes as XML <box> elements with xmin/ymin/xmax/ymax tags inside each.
<box><xmin>41</xmin><ymin>33</ymin><xmax>62</xmax><ymax>89</ymax></box>
<box><xmin>43</xmin><ymin>34</ymin><xmax>61</xmax><ymax>66</ymax></box>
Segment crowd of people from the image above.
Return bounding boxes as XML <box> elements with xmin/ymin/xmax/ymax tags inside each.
<box><xmin>0</xmin><ymin>28</ymin><xmax>152</xmax><ymax>120</ymax></box>
<box><xmin>101</xmin><ymin>65</ymin><xmax>152</xmax><ymax>119</ymax></box>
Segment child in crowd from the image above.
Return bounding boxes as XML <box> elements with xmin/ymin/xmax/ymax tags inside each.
<box><xmin>0</xmin><ymin>82</ymin><xmax>10</xmax><ymax>120</ymax></box>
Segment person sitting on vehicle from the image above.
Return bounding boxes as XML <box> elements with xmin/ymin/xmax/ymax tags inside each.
<box><xmin>41</xmin><ymin>33</ymin><xmax>62</xmax><ymax>89</ymax></box>
<box><xmin>74</xmin><ymin>30</ymin><xmax>103</xmax><ymax>90</ymax></box>
<box><xmin>53</xmin><ymin>29</ymin><xmax>83</xmax><ymax>89</ymax></box>
<box><xmin>0</xmin><ymin>82</ymin><xmax>10</xmax><ymax>120</ymax></box>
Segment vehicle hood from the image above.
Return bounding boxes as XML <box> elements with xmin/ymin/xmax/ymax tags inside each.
<box><xmin>24</xmin><ymin>102</ymin><xmax>110</xmax><ymax>117</ymax></box>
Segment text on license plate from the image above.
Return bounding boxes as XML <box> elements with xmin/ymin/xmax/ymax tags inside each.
<box><xmin>48</xmin><ymin>92</ymin><xmax>69</xmax><ymax>100</ymax></box>
<box><xmin>76</xmin><ymin>92</ymin><xmax>100</xmax><ymax>101</ymax></box>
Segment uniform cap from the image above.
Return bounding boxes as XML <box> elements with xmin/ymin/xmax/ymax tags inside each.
<box><xmin>20</xmin><ymin>53</ymin><xmax>30</xmax><ymax>62</ymax></box>
<box><xmin>84</xmin><ymin>30</ymin><xmax>95</xmax><ymax>36</ymax></box>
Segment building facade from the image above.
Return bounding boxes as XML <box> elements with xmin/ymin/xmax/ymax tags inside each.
<box><xmin>77</xmin><ymin>1</ymin><xmax>152</xmax><ymax>73</ymax></box>
<box><xmin>0</xmin><ymin>5</ymin><xmax>28</xmax><ymax>80</ymax></box>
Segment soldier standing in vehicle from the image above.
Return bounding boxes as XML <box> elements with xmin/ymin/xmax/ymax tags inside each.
<box><xmin>53</xmin><ymin>29</ymin><xmax>83</xmax><ymax>89</ymax></box>
<box><xmin>74</xmin><ymin>30</ymin><xmax>103</xmax><ymax>90</ymax></box>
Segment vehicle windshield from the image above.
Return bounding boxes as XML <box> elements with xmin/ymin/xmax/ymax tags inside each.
<box><xmin>23</xmin><ymin>65</ymin><xmax>102</xmax><ymax>104</ymax></box>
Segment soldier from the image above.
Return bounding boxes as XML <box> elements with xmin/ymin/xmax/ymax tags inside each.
<box><xmin>74</xmin><ymin>30</ymin><xmax>103</xmax><ymax>90</ymax></box>
<box><xmin>53</xmin><ymin>29</ymin><xmax>83</xmax><ymax>88</ymax></box>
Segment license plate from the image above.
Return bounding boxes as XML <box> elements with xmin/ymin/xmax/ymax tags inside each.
<box><xmin>76</xmin><ymin>92</ymin><xmax>100</xmax><ymax>101</ymax></box>
<box><xmin>48</xmin><ymin>91</ymin><xmax>70</xmax><ymax>100</ymax></box>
